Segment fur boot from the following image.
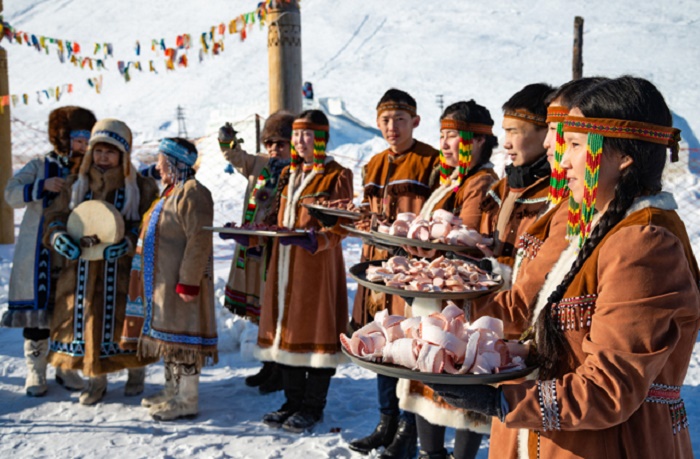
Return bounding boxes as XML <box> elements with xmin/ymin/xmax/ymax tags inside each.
<box><xmin>141</xmin><ymin>361</ymin><xmax>177</xmax><ymax>407</ymax></box>
<box><xmin>24</xmin><ymin>339</ymin><xmax>49</xmax><ymax>397</ymax></box>
<box><xmin>55</xmin><ymin>367</ymin><xmax>86</xmax><ymax>391</ymax></box>
<box><xmin>124</xmin><ymin>367</ymin><xmax>146</xmax><ymax>396</ymax></box>
<box><xmin>149</xmin><ymin>363</ymin><xmax>199</xmax><ymax>421</ymax></box>
<box><xmin>79</xmin><ymin>375</ymin><xmax>108</xmax><ymax>405</ymax></box>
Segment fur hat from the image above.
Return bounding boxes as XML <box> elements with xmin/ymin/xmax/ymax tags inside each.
<box><xmin>48</xmin><ymin>106</ymin><xmax>97</xmax><ymax>156</ymax></box>
<box><xmin>262</xmin><ymin>111</ymin><xmax>295</xmax><ymax>143</ymax></box>
<box><xmin>71</xmin><ymin>119</ymin><xmax>141</xmax><ymax>221</ymax></box>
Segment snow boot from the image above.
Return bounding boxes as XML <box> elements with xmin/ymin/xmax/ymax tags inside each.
<box><xmin>258</xmin><ymin>362</ymin><xmax>283</xmax><ymax>394</ymax></box>
<box><xmin>262</xmin><ymin>401</ymin><xmax>301</xmax><ymax>428</ymax></box>
<box><xmin>55</xmin><ymin>367</ymin><xmax>85</xmax><ymax>391</ymax></box>
<box><xmin>141</xmin><ymin>361</ymin><xmax>177</xmax><ymax>408</ymax></box>
<box><xmin>263</xmin><ymin>365</ymin><xmax>305</xmax><ymax>427</ymax></box>
<box><xmin>245</xmin><ymin>361</ymin><xmax>274</xmax><ymax>387</ymax></box>
<box><xmin>418</xmin><ymin>451</ymin><xmax>448</xmax><ymax>459</ymax></box>
<box><xmin>381</xmin><ymin>418</ymin><xmax>418</xmax><ymax>458</ymax></box>
<box><xmin>24</xmin><ymin>338</ymin><xmax>49</xmax><ymax>397</ymax></box>
<box><xmin>79</xmin><ymin>375</ymin><xmax>108</xmax><ymax>405</ymax></box>
<box><xmin>124</xmin><ymin>367</ymin><xmax>146</xmax><ymax>396</ymax></box>
<box><xmin>349</xmin><ymin>413</ymin><xmax>400</xmax><ymax>454</ymax></box>
<box><xmin>282</xmin><ymin>409</ymin><xmax>323</xmax><ymax>433</ymax></box>
<box><xmin>150</xmin><ymin>364</ymin><xmax>199</xmax><ymax>421</ymax></box>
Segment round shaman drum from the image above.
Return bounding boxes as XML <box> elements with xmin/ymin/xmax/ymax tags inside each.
<box><xmin>67</xmin><ymin>201</ymin><xmax>125</xmax><ymax>261</ymax></box>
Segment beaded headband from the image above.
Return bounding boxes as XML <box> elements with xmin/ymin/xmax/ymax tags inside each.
<box><xmin>440</xmin><ymin>119</ymin><xmax>494</xmax><ymax>136</ymax></box>
<box><xmin>292</xmin><ymin>120</ymin><xmax>329</xmax><ymax>132</ymax></box>
<box><xmin>562</xmin><ymin>116</ymin><xmax>681</xmax><ymax>161</ymax></box>
<box><xmin>503</xmin><ymin>108</ymin><xmax>547</xmax><ymax>127</ymax></box>
<box><xmin>545</xmin><ymin>106</ymin><xmax>569</xmax><ymax>123</ymax></box>
<box><xmin>376</xmin><ymin>102</ymin><xmax>417</xmax><ymax>117</ymax></box>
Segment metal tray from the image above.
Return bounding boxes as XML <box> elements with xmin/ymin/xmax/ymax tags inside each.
<box><xmin>348</xmin><ymin>260</ymin><xmax>501</xmax><ymax>300</ymax></box>
<box><xmin>340</xmin><ymin>223</ymin><xmax>373</xmax><ymax>241</ymax></box>
<box><xmin>370</xmin><ymin>230</ymin><xmax>483</xmax><ymax>255</ymax></box>
<box><xmin>342</xmin><ymin>348</ymin><xmax>536</xmax><ymax>385</ymax></box>
<box><xmin>302</xmin><ymin>203</ymin><xmax>365</xmax><ymax>221</ymax></box>
<box><xmin>205</xmin><ymin>227</ymin><xmax>307</xmax><ymax>237</ymax></box>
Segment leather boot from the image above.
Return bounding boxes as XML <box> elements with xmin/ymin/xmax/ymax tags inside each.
<box><xmin>24</xmin><ymin>339</ymin><xmax>49</xmax><ymax>397</ymax></box>
<box><xmin>245</xmin><ymin>361</ymin><xmax>274</xmax><ymax>387</ymax></box>
<box><xmin>150</xmin><ymin>363</ymin><xmax>199</xmax><ymax>421</ymax></box>
<box><xmin>418</xmin><ymin>450</ymin><xmax>448</xmax><ymax>459</ymax></box>
<box><xmin>348</xmin><ymin>413</ymin><xmax>399</xmax><ymax>454</ymax></box>
<box><xmin>263</xmin><ymin>365</ymin><xmax>305</xmax><ymax>427</ymax></box>
<box><xmin>381</xmin><ymin>418</ymin><xmax>418</xmax><ymax>458</ymax></box>
<box><xmin>282</xmin><ymin>369</ymin><xmax>332</xmax><ymax>433</ymax></box>
<box><xmin>142</xmin><ymin>361</ymin><xmax>177</xmax><ymax>408</ymax></box>
<box><xmin>124</xmin><ymin>367</ymin><xmax>146</xmax><ymax>396</ymax></box>
<box><xmin>258</xmin><ymin>362</ymin><xmax>283</xmax><ymax>394</ymax></box>
<box><xmin>55</xmin><ymin>367</ymin><xmax>85</xmax><ymax>391</ymax></box>
<box><xmin>80</xmin><ymin>375</ymin><xmax>108</xmax><ymax>405</ymax></box>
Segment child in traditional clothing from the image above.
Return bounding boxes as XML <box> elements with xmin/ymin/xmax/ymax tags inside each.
<box><xmin>2</xmin><ymin>106</ymin><xmax>95</xmax><ymax>396</ymax></box>
<box><xmin>431</xmin><ymin>76</ymin><xmax>699</xmax><ymax>459</ymax></box>
<box><xmin>398</xmin><ymin>100</ymin><xmax>498</xmax><ymax>459</ymax></box>
<box><xmin>349</xmin><ymin>89</ymin><xmax>439</xmax><ymax>458</ymax></box>
<box><xmin>43</xmin><ymin>119</ymin><xmax>159</xmax><ymax>405</ymax></box>
<box><xmin>218</xmin><ymin>111</ymin><xmax>295</xmax><ymax>393</ymax></box>
<box><xmin>123</xmin><ymin>138</ymin><xmax>217</xmax><ymax>421</ymax></box>
<box><xmin>242</xmin><ymin>110</ymin><xmax>353</xmax><ymax>433</ymax></box>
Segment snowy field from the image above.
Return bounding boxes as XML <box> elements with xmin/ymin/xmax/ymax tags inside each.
<box><xmin>2</xmin><ymin>0</ymin><xmax>700</xmax><ymax>458</ymax></box>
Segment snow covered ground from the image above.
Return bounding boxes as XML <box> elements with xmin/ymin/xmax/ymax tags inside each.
<box><xmin>2</xmin><ymin>0</ymin><xmax>700</xmax><ymax>457</ymax></box>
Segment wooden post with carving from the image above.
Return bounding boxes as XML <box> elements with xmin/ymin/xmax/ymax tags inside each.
<box><xmin>573</xmin><ymin>16</ymin><xmax>584</xmax><ymax>80</ymax></box>
<box><xmin>0</xmin><ymin>0</ymin><xmax>15</xmax><ymax>244</ymax></box>
<box><xmin>267</xmin><ymin>0</ymin><xmax>302</xmax><ymax>115</ymax></box>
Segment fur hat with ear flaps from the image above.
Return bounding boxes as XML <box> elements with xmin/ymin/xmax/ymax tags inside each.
<box><xmin>261</xmin><ymin>111</ymin><xmax>295</xmax><ymax>143</ymax></box>
<box><xmin>48</xmin><ymin>106</ymin><xmax>97</xmax><ymax>156</ymax></box>
<box><xmin>70</xmin><ymin>118</ymin><xmax>141</xmax><ymax>221</ymax></box>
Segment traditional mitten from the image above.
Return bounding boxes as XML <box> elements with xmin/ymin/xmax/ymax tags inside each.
<box><xmin>425</xmin><ymin>383</ymin><xmax>507</xmax><ymax>420</ymax></box>
<box><xmin>219</xmin><ymin>222</ymin><xmax>250</xmax><ymax>246</ymax></box>
<box><xmin>307</xmin><ymin>207</ymin><xmax>338</xmax><ymax>228</ymax></box>
<box><xmin>103</xmin><ymin>239</ymin><xmax>130</xmax><ymax>262</ymax></box>
<box><xmin>279</xmin><ymin>229</ymin><xmax>318</xmax><ymax>254</ymax></box>
<box><xmin>53</xmin><ymin>232</ymin><xmax>81</xmax><ymax>260</ymax></box>
<box><xmin>218</xmin><ymin>122</ymin><xmax>236</xmax><ymax>147</ymax></box>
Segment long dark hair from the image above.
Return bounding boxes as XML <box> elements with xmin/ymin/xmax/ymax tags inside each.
<box><xmin>536</xmin><ymin>76</ymin><xmax>672</xmax><ymax>378</ymax></box>
<box><xmin>296</xmin><ymin>109</ymin><xmax>330</xmax><ymax>142</ymax></box>
<box><xmin>441</xmin><ymin>100</ymin><xmax>498</xmax><ymax>165</ymax></box>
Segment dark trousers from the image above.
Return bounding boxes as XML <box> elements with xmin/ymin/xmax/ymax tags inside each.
<box><xmin>416</xmin><ymin>414</ymin><xmax>483</xmax><ymax>459</ymax></box>
<box><xmin>377</xmin><ymin>374</ymin><xmax>415</xmax><ymax>424</ymax></box>
<box><xmin>279</xmin><ymin>364</ymin><xmax>335</xmax><ymax>416</ymax></box>
<box><xmin>23</xmin><ymin>328</ymin><xmax>50</xmax><ymax>341</ymax></box>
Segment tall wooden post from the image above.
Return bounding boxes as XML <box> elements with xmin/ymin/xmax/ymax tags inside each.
<box><xmin>267</xmin><ymin>0</ymin><xmax>302</xmax><ymax>115</ymax></box>
<box><xmin>0</xmin><ymin>0</ymin><xmax>15</xmax><ymax>244</ymax></box>
<box><xmin>572</xmin><ymin>16</ymin><xmax>584</xmax><ymax>80</ymax></box>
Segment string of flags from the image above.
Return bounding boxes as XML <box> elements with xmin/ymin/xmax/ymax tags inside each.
<box><xmin>0</xmin><ymin>0</ymin><xmax>293</xmax><ymax>83</ymax></box>
<box><xmin>0</xmin><ymin>82</ymin><xmax>78</xmax><ymax>114</ymax></box>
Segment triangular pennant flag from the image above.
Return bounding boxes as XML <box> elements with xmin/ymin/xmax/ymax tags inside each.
<box><xmin>73</xmin><ymin>42</ymin><xmax>80</xmax><ymax>53</ymax></box>
<box><xmin>149</xmin><ymin>60</ymin><xmax>157</xmax><ymax>73</ymax></box>
<box><xmin>229</xmin><ymin>19</ymin><xmax>238</xmax><ymax>34</ymax></box>
<box><xmin>135</xmin><ymin>40</ymin><xmax>141</xmax><ymax>56</ymax></box>
<box><xmin>106</xmin><ymin>43</ymin><xmax>113</xmax><ymax>56</ymax></box>
<box><xmin>11</xmin><ymin>95</ymin><xmax>19</xmax><ymax>107</ymax></box>
<box><xmin>94</xmin><ymin>43</ymin><xmax>101</xmax><ymax>54</ymax></box>
<box><xmin>178</xmin><ymin>55</ymin><xmax>188</xmax><ymax>67</ymax></box>
<box><xmin>67</xmin><ymin>84</ymin><xmax>73</xmax><ymax>93</ymax></box>
<box><xmin>23</xmin><ymin>94</ymin><xmax>29</xmax><ymax>105</ymax></box>
<box><xmin>218</xmin><ymin>23</ymin><xmax>226</xmax><ymax>35</ymax></box>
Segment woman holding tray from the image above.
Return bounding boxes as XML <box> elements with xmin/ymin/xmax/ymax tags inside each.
<box><xmin>250</xmin><ymin>110</ymin><xmax>354</xmax><ymax>433</ymax></box>
<box><xmin>427</xmin><ymin>76</ymin><xmax>699</xmax><ymax>459</ymax></box>
<box><xmin>398</xmin><ymin>100</ymin><xmax>498</xmax><ymax>459</ymax></box>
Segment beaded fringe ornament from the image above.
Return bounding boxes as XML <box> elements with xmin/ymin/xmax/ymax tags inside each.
<box><xmin>549</xmin><ymin>122</ymin><xmax>568</xmax><ymax>204</ymax></box>
<box><xmin>438</xmin><ymin>150</ymin><xmax>455</xmax><ymax>186</ymax></box>
<box><xmin>289</xmin><ymin>141</ymin><xmax>303</xmax><ymax>173</ymax></box>
<box><xmin>579</xmin><ymin>133</ymin><xmax>604</xmax><ymax>246</ymax></box>
<box><xmin>566</xmin><ymin>196</ymin><xmax>581</xmax><ymax>241</ymax></box>
<box><xmin>312</xmin><ymin>130</ymin><xmax>327</xmax><ymax>174</ymax></box>
<box><xmin>456</xmin><ymin>130</ymin><xmax>474</xmax><ymax>190</ymax></box>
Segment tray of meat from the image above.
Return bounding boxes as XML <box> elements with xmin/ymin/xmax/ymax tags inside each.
<box><xmin>340</xmin><ymin>223</ymin><xmax>374</xmax><ymax>241</ymax></box>
<box><xmin>372</xmin><ymin>210</ymin><xmax>491</xmax><ymax>254</ymax></box>
<box><xmin>205</xmin><ymin>225</ymin><xmax>307</xmax><ymax>237</ymax></box>
<box><xmin>349</xmin><ymin>257</ymin><xmax>501</xmax><ymax>300</ymax></box>
<box><xmin>340</xmin><ymin>306</ymin><xmax>536</xmax><ymax>385</ymax></box>
<box><xmin>302</xmin><ymin>200</ymin><xmax>367</xmax><ymax>221</ymax></box>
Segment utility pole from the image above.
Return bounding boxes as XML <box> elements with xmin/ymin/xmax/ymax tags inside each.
<box><xmin>573</xmin><ymin>16</ymin><xmax>584</xmax><ymax>80</ymax></box>
<box><xmin>176</xmin><ymin>105</ymin><xmax>188</xmax><ymax>138</ymax></box>
<box><xmin>267</xmin><ymin>0</ymin><xmax>302</xmax><ymax>115</ymax></box>
<box><xmin>0</xmin><ymin>0</ymin><xmax>15</xmax><ymax>244</ymax></box>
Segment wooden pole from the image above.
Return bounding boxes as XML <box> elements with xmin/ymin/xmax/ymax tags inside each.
<box><xmin>0</xmin><ymin>0</ymin><xmax>15</xmax><ymax>244</ymax></box>
<box><xmin>572</xmin><ymin>16</ymin><xmax>584</xmax><ymax>80</ymax></box>
<box><xmin>267</xmin><ymin>0</ymin><xmax>302</xmax><ymax>115</ymax></box>
<box><xmin>255</xmin><ymin>114</ymin><xmax>261</xmax><ymax>153</ymax></box>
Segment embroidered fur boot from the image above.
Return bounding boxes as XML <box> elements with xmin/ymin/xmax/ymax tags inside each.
<box><xmin>141</xmin><ymin>361</ymin><xmax>177</xmax><ymax>407</ymax></box>
<box><xmin>24</xmin><ymin>338</ymin><xmax>49</xmax><ymax>397</ymax></box>
<box><xmin>149</xmin><ymin>364</ymin><xmax>199</xmax><ymax>421</ymax></box>
<box><xmin>55</xmin><ymin>367</ymin><xmax>86</xmax><ymax>391</ymax></box>
<box><xmin>124</xmin><ymin>367</ymin><xmax>146</xmax><ymax>396</ymax></box>
<box><xmin>79</xmin><ymin>375</ymin><xmax>108</xmax><ymax>405</ymax></box>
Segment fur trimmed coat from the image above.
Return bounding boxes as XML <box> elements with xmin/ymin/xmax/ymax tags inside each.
<box><xmin>479</xmin><ymin>192</ymin><xmax>700</xmax><ymax>459</ymax></box>
<box><xmin>255</xmin><ymin>159</ymin><xmax>353</xmax><ymax>369</ymax></box>
<box><xmin>43</xmin><ymin>166</ymin><xmax>159</xmax><ymax>376</ymax></box>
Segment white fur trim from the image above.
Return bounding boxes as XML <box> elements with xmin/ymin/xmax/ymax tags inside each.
<box><xmin>489</xmin><ymin>258</ymin><xmax>513</xmax><ymax>291</ymax></box>
<box><xmin>510</xmin><ymin>248</ymin><xmax>525</xmax><ymax>286</ymax></box>
<box><xmin>254</xmin><ymin>345</ymin><xmax>347</xmax><ymax>368</ymax></box>
<box><xmin>420</xmin><ymin>170</ymin><xmax>459</xmax><ymax>219</ymax></box>
<box><xmin>626</xmin><ymin>191</ymin><xmax>677</xmax><ymax>214</ymax></box>
<box><xmin>397</xmin><ymin>379</ymin><xmax>492</xmax><ymax>433</ymax></box>
<box><xmin>531</xmin><ymin>241</ymin><xmax>579</xmax><ymax>326</ymax></box>
<box><xmin>518</xmin><ymin>429</ymin><xmax>530</xmax><ymax>459</ymax></box>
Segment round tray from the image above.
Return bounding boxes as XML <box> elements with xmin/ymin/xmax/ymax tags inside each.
<box><xmin>205</xmin><ymin>227</ymin><xmax>307</xmax><ymax>237</ymax></box>
<box><xmin>370</xmin><ymin>230</ymin><xmax>482</xmax><ymax>255</ymax></box>
<box><xmin>302</xmin><ymin>203</ymin><xmax>364</xmax><ymax>221</ymax></box>
<box><xmin>340</xmin><ymin>223</ymin><xmax>374</xmax><ymax>241</ymax></box>
<box><xmin>349</xmin><ymin>260</ymin><xmax>501</xmax><ymax>300</ymax></box>
<box><xmin>342</xmin><ymin>348</ymin><xmax>536</xmax><ymax>385</ymax></box>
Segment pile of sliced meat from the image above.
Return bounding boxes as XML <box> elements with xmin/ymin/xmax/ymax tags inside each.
<box><xmin>341</xmin><ymin>304</ymin><xmax>529</xmax><ymax>375</ymax></box>
<box><xmin>377</xmin><ymin>210</ymin><xmax>492</xmax><ymax>247</ymax></box>
<box><xmin>365</xmin><ymin>256</ymin><xmax>500</xmax><ymax>293</ymax></box>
